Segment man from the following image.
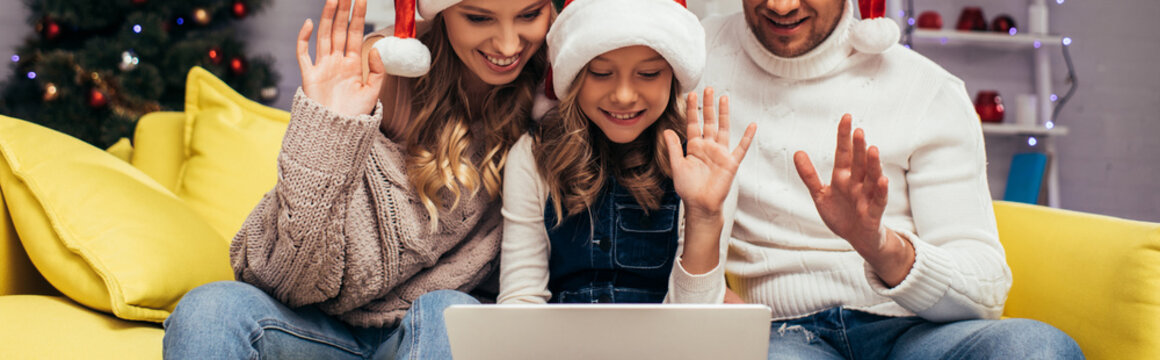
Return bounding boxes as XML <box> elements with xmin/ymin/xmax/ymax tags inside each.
<box><xmin>700</xmin><ymin>0</ymin><xmax>1083</xmax><ymax>358</ymax></box>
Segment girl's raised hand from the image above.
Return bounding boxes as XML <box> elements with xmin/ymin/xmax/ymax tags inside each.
<box><xmin>297</xmin><ymin>0</ymin><xmax>386</xmax><ymax>117</ymax></box>
<box><xmin>664</xmin><ymin>88</ymin><xmax>757</xmax><ymax>219</ymax></box>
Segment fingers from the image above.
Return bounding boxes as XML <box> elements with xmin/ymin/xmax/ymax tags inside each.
<box><xmin>367</xmin><ymin>47</ymin><xmax>386</xmax><ymax>79</ymax></box>
<box><xmin>793</xmin><ymin>151</ymin><xmax>825</xmax><ymax>199</ymax></box>
<box><xmin>702</xmin><ymin>88</ymin><xmax>718</xmax><ymax>142</ymax></box>
<box><xmin>716</xmin><ymin>95</ymin><xmax>731</xmax><ymax>146</ymax></box>
<box><xmin>851</xmin><ymin>127</ymin><xmax>867</xmax><ymax>185</ymax></box>
<box><xmin>685</xmin><ymin>92</ymin><xmax>701</xmax><ymax>139</ymax></box>
<box><xmin>347</xmin><ymin>0</ymin><xmax>368</xmax><ymax>57</ymax></box>
<box><xmin>317</xmin><ymin>0</ymin><xmax>337</xmax><ymax>57</ymax></box>
<box><xmin>732</xmin><ymin>123</ymin><xmax>757</xmax><ymax>161</ymax></box>
<box><xmin>865</xmin><ymin>145</ymin><xmax>888</xmax><ymax>208</ymax></box>
<box><xmin>833</xmin><ymin>114</ymin><xmax>853</xmax><ymax>173</ymax></box>
<box><xmin>332</xmin><ymin>0</ymin><xmax>352</xmax><ymax>57</ymax></box>
<box><xmin>296</xmin><ymin>19</ymin><xmax>315</xmax><ymax>72</ymax></box>
<box><xmin>663</xmin><ymin>129</ymin><xmax>685</xmax><ymax>171</ymax></box>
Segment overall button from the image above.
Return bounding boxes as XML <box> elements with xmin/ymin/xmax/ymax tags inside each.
<box><xmin>597</xmin><ymin>294</ymin><xmax>613</xmax><ymax>303</ymax></box>
<box><xmin>596</xmin><ymin>237</ymin><xmax>611</xmax><ymax>252</ymax></box>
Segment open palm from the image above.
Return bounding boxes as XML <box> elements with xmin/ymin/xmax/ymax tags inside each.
<box><xmin>664</xmin><ymin>88</ymin><xmax>757</xmax><ymax>217</ymax></box>
<box><xmin>298</xmin><ymin>0</ymin><xmax>385</xmax><ymax>117</ymax></box>
<box><xmin>793</xmin><ymin>114</ymin><xmax>890</xmax><ymax>251</ymax></box>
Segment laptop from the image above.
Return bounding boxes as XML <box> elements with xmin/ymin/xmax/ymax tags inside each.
<box><xmin>444</xmin><ymin>304</ymin><xmax>772</xmax><ymax>360</ymax></box>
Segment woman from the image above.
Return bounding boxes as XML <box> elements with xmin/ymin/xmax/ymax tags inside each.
<box><xmin>162</xmin><ymin>0</ymin><xmax>553</xmax><ymax>358</ymax></box>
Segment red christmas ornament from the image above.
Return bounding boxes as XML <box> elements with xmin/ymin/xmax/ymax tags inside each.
<box><xmin>229</xmin><ymin>57</ymin><xmax>247</xmax><ymax>75</ymax></box>
<box><xmin>208</xmin><ymin>47</ymin><xmax>224</xmax><ymax>65</ymax></box>
<box><xmin>232</xmin><ymin>1</ymin><xmax>249</xmax><ymax>19</ymax></box>
<box><xmin>975</xmin><ymin>91</ymin><xmax>1005</xmax><ymax>123</ymax></box>
<box><xmin>41</xmin><ymin>18</ymin><xmax>62</xmax><ymax>40</ymax></box>
<box><xmin>88</xmin><ymin>89</ymin><xmax>109</xmax><ymax>108</ymax></box>
<box><xmin>917</xmin><ymin>11</ymin><xmax>943</xmax><ymax>30</ymax></box>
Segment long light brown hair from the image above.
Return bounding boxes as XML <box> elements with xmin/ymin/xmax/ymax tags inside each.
<box><xmin>533</xmin><ymin>67</ymin><xmax>685</xmax><ymax>224</ymax></box>
<box><xmin>405</xmin><ymin>13</ymin><xmax>550</xmax><ymax>229</ymax></box>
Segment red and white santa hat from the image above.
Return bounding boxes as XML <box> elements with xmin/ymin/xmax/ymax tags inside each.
<box><xmin>850</xmin><ymin>0</ymin><xmax>900</xmax><ymax>54</ymax></box>
<box><xmin>372</xmin><ymin>0</ymin><xmax>464</xmax><ymax>77</ymax></box>
<box><xmin>547</xmin><ymin>0</ymin><xmax>705</xmax><ymax>97</ymax></box>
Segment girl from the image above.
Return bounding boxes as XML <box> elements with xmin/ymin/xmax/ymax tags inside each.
<box><xmin>498</xmin><ymin>0</ymin><xmax>757</xmax><ymax>305</ymax></box>
<box><xmin>164</xmin><ymin>0</ymin><xmax>554</xmax><ymax>358</ymax></box>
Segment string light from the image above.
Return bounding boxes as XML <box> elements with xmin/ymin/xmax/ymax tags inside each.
<box><xmin>1033</xmin><ymin>40</ymin><xmax>1042</xmax><ymax>49</ymax></box>
<box><xmin>1062</xmin><ymin>37</ymin><xmax>1072</xmax><ymax>46</ymax></box>
<box><xmin>907</xmin><ymin>18</ymin><xmax>915</xmax><ymax>26</ymax></box>
<box><xmin>176</xmin><ymin>17</ymin><xmax>185</xmax><ymax>26</ymax></box>
<box><xmin>1028</xmin><ymin>137</ymin><xmax>1038</xmax><ymax>147</ymax></box>
<box><xmin>1056</xmin><ymin>0</ymin><xmax>1064</xmax><ymax>4</ymax></box>
<box><xmin>10</xmin><ymin>55</ymin><xmax>18</xmax><ymax>62</ymax></box>
<box><xmin>1050</xmin><ymin>94</ymin><xmax>1059</xmax><ymax>102</ymax></box>
<box><xmin>133</xmin><ymin>24</ymin><xmax>142</xmax><ymax>33</ymax></box>
<box><xmin>940</xmin><ymin>37</ymin><xmax>948</xmax><ymax>45</ymax></box>
<box><xmin>27</xmin><ymin>72</ymin><xmax>36</xmax><ymax>79</ymax></box>
<box><xmin>1045</xmin><ymin>121</ymin><xmax>1055</xmax><ymax>129</ymax></box>
<box><xmin>1008</xmin><ymin>28</ymin><xmax>1018</xmax><ymax>36</ymax></box>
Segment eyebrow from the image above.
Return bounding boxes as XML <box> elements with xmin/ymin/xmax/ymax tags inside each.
<box><xmin>460</xmin><ymin>0</ymin><xmax>549</xmax><ymax>15</ymax></box>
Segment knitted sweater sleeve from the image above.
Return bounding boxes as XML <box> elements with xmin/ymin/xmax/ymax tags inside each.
<box><xmin>497</xmin><ymin>135</ymin><xmax>553</xmax><ymax>304</ymax></box>
<box><xmin>864</xmin><ymin>79</ymin><xmax>1012</xmax><ymax>322</ymax></box>
<box><xmin>230</xmin><ymin>88</ymin><xmax>382</xmax><ymax>307</ymax></box>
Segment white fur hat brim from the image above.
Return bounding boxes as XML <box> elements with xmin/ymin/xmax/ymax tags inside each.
<box><xmin>417</xmin><ymin>0</ymin><xmax>461</xmax><ymax>20</ymax></box>
<box><xmin>548</xmin><ymin>0</ymin><xmax>706</xmax><ymax>96</ymax></box>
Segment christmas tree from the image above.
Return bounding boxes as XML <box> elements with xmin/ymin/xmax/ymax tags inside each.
<box><xmin>0</xmin><ymin>0</ymin><xmax>280</xmax><ymax>148</ymax></box>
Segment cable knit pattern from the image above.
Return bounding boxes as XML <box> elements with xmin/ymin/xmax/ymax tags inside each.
<box><xmin>230</xmin><ymin>88</ymin><xmax>501</xmax><ymax>328</ymax></box>
<box><xmin>703</xmin><ymin>7</ymin><xmax>1011</xmax><ymax>322</ymax></box>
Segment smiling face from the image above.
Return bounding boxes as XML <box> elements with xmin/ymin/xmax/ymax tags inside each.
<box><xmin>743</xmin><ymin>0</ymin><xmax>845</xmax><ymax>58</ymax></box>
<box><xmin>442</xmin><ymin>0</ymin><xmax>552</xmax><ymax>86</ymax></box>
<box><xmin>576</xmin><ymin>46</ymin><xmax>674</xmax><ymax>144</ymax></box>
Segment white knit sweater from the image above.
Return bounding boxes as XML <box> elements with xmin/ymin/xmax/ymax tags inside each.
<box><xmin>701</xmin><ymin>9</ymin><xmax>1012</xmax><ymax>322</ymax></box>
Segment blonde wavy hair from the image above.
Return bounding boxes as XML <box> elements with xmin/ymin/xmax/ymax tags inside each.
<box><xmin>533</xmin><ymin>67</ymin><xmax>685</xmax><ymax>225</ymax></box>
<box><xmin>405</xmin><ymin>13</ymin><xmax>550</xmax><ymax>229</ymax></box>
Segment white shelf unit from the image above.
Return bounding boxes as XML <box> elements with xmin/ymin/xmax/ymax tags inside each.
<box><xmin>898</xmin><ymin>0</ymin><xmax>1066</xmax><ymax>207</ymax></box>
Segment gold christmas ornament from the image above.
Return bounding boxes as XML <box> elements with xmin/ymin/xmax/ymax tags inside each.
<box><xmin>193</xmin><ymin>8</ymin><xmax>211</xmax><ymax>25</ymax></box>
<box><xmin>44</xmin><ymin>83</ymin><xmax>59</xmax><ymax>101</ymax></box>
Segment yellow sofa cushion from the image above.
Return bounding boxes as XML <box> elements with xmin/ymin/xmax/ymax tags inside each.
<box><xmin>0</xmin><ymin>115</ymin><xmax>233</xmax><ymax>323</ymax></box>
<box><xmin>177</xmin><ymin>67</ymin><xmax>289</xmax><ymax>239</ymax></box>
<box><xmin>0</xmin><ymin>295</ymin><xmax>162</xmax><ymax>359</ymax></box>
<box><xmin>996</xmin><ymin>201</ymin><xmax>1160</xmax><ymax>360</ymax></box>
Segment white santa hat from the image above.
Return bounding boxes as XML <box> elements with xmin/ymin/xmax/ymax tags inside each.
<box><xmin>372</xmin><ymin>0</ymin><xmax>463</xmax><ymax>77</ymax></box>
<box><xmin>850</xmin><ymin>0</ymin><xmax>900</xmax><ymax>54</ymax></box>
<box><xmin>547</xmin><ymin>0</ymin><xmax>705</xmax><ymax>97</ymax></box>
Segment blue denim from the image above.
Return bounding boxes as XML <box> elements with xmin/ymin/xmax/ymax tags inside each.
<box><xmin>766</xmin><ymin>307</ymin><xmax>1084</xmax><ymax>359</ymax></box>
<box><xmin>545</xmin><ymin>177</ymin><xmax>681</xmax><ymax>303</ymax></box>
<box><xmin>163</xmin><ymin>281</ymin><xmax>478</xmax><ymax>360</ymax></box>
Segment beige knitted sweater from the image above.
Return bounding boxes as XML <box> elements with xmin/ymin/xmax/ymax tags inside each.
<box><xmin>230</xmin><ymin>88</ymin><xmax>501</xmax><ymax>328</ymax></box>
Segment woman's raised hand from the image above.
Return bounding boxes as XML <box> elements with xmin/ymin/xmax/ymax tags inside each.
<box><xmin>298</xmin><ymin>0</ymin><xmax>386</xmax><ymax>117</ymax></box>
<box><xmin>664</xmin><ymin>88</ymin><xmax>757</xmax><ymax>219</ymax></box>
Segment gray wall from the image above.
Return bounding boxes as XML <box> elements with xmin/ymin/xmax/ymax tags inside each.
<box><xmin>2</xmin><ymin>0</ymin><xmax>1157</xmax><ymax>221</ymax></box>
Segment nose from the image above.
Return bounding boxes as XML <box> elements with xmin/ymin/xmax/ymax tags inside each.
<box><xmin>492</xmin><ymin>23</ymin><xmax>522</xmax><ymax>57</ymax></box>
<box><xmin>765</xmin><ymin>0</ymin><xmax>801</xmax><ymax>16</ymax></box>
<box><xmin>611</xmin><ymin>78</ymin><xmax>638</xmax><ymax>105</ymax></box>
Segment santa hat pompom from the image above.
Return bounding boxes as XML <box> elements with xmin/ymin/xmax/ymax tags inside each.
<box><xmin>851</xmin><ymin>0</ymin><xmax>899</xmax><ymax>54</ymax></box>
<box><xmin>375</xmin><ymin>0</ymin><xmax>463</xmax><ymax>77</ymax></box>
<box><xmin>851</xmin><ymin>17</ymin><xmax>900</xmax><ymax>54</ymax></box>
<box><xmin>374</xmin><ymin>36</ymin><xmax>431</xmax><ymax>77</ymax></box>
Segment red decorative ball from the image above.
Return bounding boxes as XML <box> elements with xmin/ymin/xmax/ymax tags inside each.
<box><xmin>229</xmin><ymin>57</ymin><xmax>247</xmax><ymax>75</ymax></box>
<box><xmin>917</xmin><ymin>11</ymin><xmax>943</xmax><ymax>30</ymax></box>
<box><xmin>208</xmin><ymin>47</ymin><xmax>224</xmax><ymax>65</ymax></box>
<box><xmin>232</xmin><ymin>1</ymin><xmax>249</xmax><ymax>19</ymax></box>
<box><xmin>991</xmin><ymin>15</ymin><xmax>1017</xmax><ymax>33</ymax></box>
<box><xmin>43</xmin><ymin>20</ymin><xmax>62</xmax><ymax>40</ymax></box>
<box><xmin>88</xmin><ymin>89</ymin><xmax>109</xmax><ymax>108</ymax></box>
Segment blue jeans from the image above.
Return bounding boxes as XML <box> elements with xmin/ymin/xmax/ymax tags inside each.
<box><xmin>163</xmin><ymin>281</ymin><xmax>477</xmax><ymax>359</ymax></box>
<box><xmin>766</xmin><ymin>307</ymin><xmax>1083</xmax><ymax>359</ymax></box>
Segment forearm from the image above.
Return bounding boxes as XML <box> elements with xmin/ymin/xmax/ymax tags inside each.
<box><xmin>858</xmin><ymin>228</ymin><xmax>916</xmax><ymax>287</ymax></box>
<box><xmin>679</xmin><ymin>209</ymin><xmax>724</xmax><ymax>275</ymax></box>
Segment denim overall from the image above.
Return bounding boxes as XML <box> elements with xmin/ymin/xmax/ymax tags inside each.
<box><xmin>544</xmin><ymin>177</ymin><xmax>681</xmax><ymax>303</ymax></box>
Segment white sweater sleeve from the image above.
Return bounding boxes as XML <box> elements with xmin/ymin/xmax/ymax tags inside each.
<box><xmin>497</xmin><ymin>135</ymin><xmax>552</xmax><ymax>304</ymax></box>
<box><xmin>663</xmin><ymin>180</ymin><xmax>735</xmax><ymax>304</ymax></box>
<box><xmin>864</xmin><ymin>79</ymin><xmax>1012</xmax><ymax>322</ymax></box>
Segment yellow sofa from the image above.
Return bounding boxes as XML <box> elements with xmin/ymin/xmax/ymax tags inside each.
<box><xmin>2</xmin><ymin>73</ymin><xmax>1159</xmax><ymax>358</ymax></box>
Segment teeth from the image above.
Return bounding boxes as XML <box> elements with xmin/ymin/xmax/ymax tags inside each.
<box><xmin>609</xmin><ymin>111</ymin><xmax>642</xmax><ymax>120</ymax></box>
<box><xmin>485</xmin><ymin>54</ymin><xmax>518</xmax><ymax>66</ymax></box>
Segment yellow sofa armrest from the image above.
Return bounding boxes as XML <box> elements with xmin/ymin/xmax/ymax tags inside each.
<box><xmin>995</xmin><ymin>201</ymin><xmax>1160</xmax><ymax>360</ymax></box>
<box><xmin>131</xmin><ymin>111</ymin><xmax>186</xmax><ymax>193</ymax></box>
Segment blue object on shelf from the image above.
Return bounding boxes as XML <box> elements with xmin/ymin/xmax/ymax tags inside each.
<box><xmin>1003</xmin><ymin>152</ymin><xmax>1049</xmax><ymax>204</ymax></box>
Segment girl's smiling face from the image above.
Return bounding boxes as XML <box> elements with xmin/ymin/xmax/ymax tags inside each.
<box><xmin>577</xmin><ymin>46</ymin><xmax>674</xmax><ymax>144</ymax></box>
